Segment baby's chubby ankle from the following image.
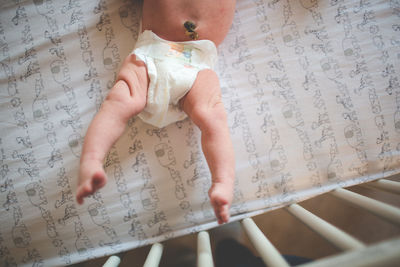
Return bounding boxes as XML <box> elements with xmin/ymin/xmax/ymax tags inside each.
<box><xmin>79</xmin><ymin>150</ymin><xmax>103</xmax><ymax>165</ymax></box>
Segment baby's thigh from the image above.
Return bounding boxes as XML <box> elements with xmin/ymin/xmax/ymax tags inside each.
<box><xmin>181</xmin><ymin>69</ymin><xmax>221</xmax><ymax>110</ymax></box>
<box><xmin>117</xmin><ymin>54</ymin><xmax>149</xmax><ymax>96</ymax></box>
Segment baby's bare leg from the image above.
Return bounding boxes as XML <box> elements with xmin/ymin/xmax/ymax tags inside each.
<box><xmin>76</xmin><ymin>54</ymin><xmax>148</xmax><ymax>204</ymax></box>
<box><xmin>181</xmin><ymin>69</ymin><xmax>235</xmax><ymax>224</ymax></box>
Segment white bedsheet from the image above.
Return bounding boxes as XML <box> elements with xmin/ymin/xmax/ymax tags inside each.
<box><xmin>1</xmin><ymin>0</ymin><xmax>399</xmax><ymax>265</ymax></box>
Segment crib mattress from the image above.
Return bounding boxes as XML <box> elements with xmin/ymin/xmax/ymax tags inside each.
<box><xmin>1</xmin><ymin>0</ymin><xmax>399</xmax><ymax>265</ymax></box>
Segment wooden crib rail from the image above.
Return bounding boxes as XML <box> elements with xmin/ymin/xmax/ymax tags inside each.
<box><xmin>241</xmin><ymin>217</ymin><xmax>290</xmax><ymax>267</ymax></box>
<box><xmin>101</xmin><ymin>178</ymin><xmax>400</xmax><ymax>267</ymax></box>
<box><xmin>363</xmin><ymin>179</ymin><xmax>400</xmax><ymax>194</ymax></box>
<box><xmin>286</xmin><ymin>204</ymin><xmax>365</xmax><ymax>251</ymax></box>
<box><xmin>143</xmin><ymin>243</ymin><xmax>163</xmax><ymax>267</ymax></box>
<box><xmin>197</xmin><ymin>231</ymin><xmax>214</xmax><ymax>267</ymax></box>
<box><xmin>331</xmin><ymin>187</ymin><xmax>400</xmax><ymax>226</ymax></box>
<box><xmin>299</xmin><ymin>238</ymin><xmax>400</xmax><ymax>267</ymax></box>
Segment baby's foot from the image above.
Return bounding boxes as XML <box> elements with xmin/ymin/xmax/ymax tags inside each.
<box><xmin>209</xmin><ymin>181</ymin><xmax>234</xmax><ymax>224</ymax></box>
<box><xmin>76</xmin><ymin>160</ymin><xmax>107</xmax><ymax>204</ymax></box>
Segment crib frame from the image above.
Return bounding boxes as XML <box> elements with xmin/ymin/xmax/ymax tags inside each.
<box><xmin>101</xmin><ymin>178</ymin><xmax>400</xmax><ymax>267</ymax></box>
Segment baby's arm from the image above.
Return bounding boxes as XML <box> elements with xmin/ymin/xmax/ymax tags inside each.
<box><xmin>181</xmin><ymin>69</ymin><xmax>235</xmax><ymax>224</ymax></box>
<box><xmin>76</xmin><ymin>54</ymin><xmax>148</xmax><ymax>204</ymax></box>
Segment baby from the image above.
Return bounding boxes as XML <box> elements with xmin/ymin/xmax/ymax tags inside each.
<box><xmin>76</xmin><ymin>0</ymin><xmax>236</xmax><ymax>224</ymax></box>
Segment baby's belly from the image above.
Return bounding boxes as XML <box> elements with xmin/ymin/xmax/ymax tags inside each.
<box><xmin>141</xmin><ymin>0</ymin><xmax>235</xmax><ymax>46</ymax></box>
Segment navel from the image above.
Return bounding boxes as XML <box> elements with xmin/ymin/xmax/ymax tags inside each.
<box><xmin>184</xmin><ymin>21</ymin><xmax>199</xmax><ymax>40</ymax></box>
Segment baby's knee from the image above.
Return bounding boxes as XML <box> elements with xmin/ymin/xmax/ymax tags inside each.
<box><xmin>197</xmin><ymin>69</ymin><xmax>220</xmax><ymax>89</ymax></box>
<box><xmin>105</xmin><ymin>79</ymin><xmax>146</xmax><ymax>118</ymax></box>
<box><xmin>191</xmin><ymin>101</ymin><xmax>227</xmax><ymax>131</ymax></box>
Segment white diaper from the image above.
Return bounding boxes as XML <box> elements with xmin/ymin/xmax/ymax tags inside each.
<box><xmin>133</xmin><ymin>30</ymin><xmax>218</xmax><ymax>128</ymax></box>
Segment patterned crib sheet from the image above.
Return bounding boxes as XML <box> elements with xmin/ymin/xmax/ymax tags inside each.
<box><xmin>0</xmin><ymin>0</ymin><xmax>399</xmax><ymax>265</ymax></box>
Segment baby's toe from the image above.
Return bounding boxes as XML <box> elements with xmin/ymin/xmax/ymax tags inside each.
<box><xmin>219</xmin><ymin>205</ymin><xmax>230</xmax><ymax>224</ymax></box>
<box><xmin>76</xmin><ymin>181</ymin><xmax>93</xmax><ymax>204</ymax></box>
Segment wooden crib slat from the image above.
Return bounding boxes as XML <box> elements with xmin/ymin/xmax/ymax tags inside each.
<box><xmin>103</xmin><ymin>255</ymin><xmax>121</xmax><ymax>267</ymax></box>
<box><xmin>241</xmin><ymin>218</ymin><xmax>290</xmax><ymax>267</ymax></box>
<box><xmin>364</xmin><ymin>179</ymin><xmax>400</xmax><ymax>194</ymax></box>
<box><xmin>286</xmin><ymin>204</ymin><xmax>365</xmax><ymax>251</ymax></box>
<box><xmin>197</xmin><ymin>231</ymin><xmax>214</xmax><ymax>267</ymax></box>
<box><xmin>297</xmin><ymin>237</ymin><xmax>400</xmax><ymax>267</ymax></box>
<box><xmin>331</xmin><ymin>188</ymin><xmax>400</xmax><ymax>226</ymax></box>
<box><xmin>143</xmin><ymin>243</ymin><xmax>163</xmax><ymax>267</ymax></box>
